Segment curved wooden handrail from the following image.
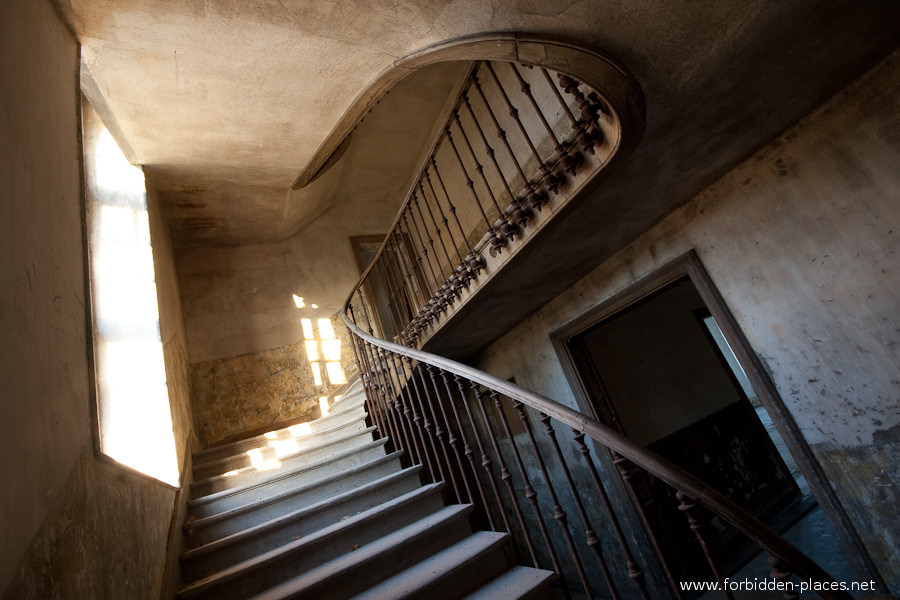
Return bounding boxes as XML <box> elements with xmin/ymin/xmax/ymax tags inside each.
<box><xmin>340</xmin><ymin>305</ymin><xmax>852</xmax><ymax>600</ymax></box>
<box><xmin>293</xmin><ymin>32</ymin><xmax>645</xmax><ymax>189</ymax></box>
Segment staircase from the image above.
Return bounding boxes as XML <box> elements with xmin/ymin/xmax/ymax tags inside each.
<box><xmin>174</xmin><ymin>377</ymin><xmax>555</xmax><ymax>600</ymax></box>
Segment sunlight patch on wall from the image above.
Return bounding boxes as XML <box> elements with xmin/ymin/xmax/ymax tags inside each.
<box><xmin>296</xmin><ymin>303</ymin><xmax>347</xmax><ymax>387</ymax></box>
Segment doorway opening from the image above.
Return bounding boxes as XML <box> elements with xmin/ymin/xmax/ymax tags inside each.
<box><xmin>552</xmin><ymin>252</ymin><xmax>860</xmax><ymax>595</ymax></box>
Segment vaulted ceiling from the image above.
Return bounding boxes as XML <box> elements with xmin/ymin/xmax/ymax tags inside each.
<box><xmin>59</xmin><ymin>0</ymin><xmax>899</xmax><ymax>252</ymax></box>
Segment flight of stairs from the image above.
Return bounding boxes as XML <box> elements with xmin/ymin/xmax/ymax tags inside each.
<box><xmin>174</xmin><ymin>377</ymin><xmax>555</xmax><ymax>600</ymax></box>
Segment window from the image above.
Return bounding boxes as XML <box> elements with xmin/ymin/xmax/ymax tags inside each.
<box><xmin>83</xmin><ymin>101</ymin><xmax>179</xmax><ymax>486</ymax></box>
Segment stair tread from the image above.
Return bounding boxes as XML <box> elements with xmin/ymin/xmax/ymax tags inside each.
<box><xmin>348</xmin><ymin>531</ymin><xmax>510</xmax><ymax>600</ymax></box>
<box><xmin>181</xmin><ymin>464</ymin><xmax>423</xmax><ymax>565</ymax></box>
<box><xmin>193</xmin><ymin>417</ymin><xmax>371</xmax><ymax>479</ymax></box>
<box><xmin>192</xmin><ymin>386</ymin><xmax>366</xmax><ymax>464</ymax></box>
<box><xmin>185</xmin><ymin>451</ymin><xmax>404</xmax><ymax>537</ymax></box>
<box><xmin>191</xmin><ymin>426</ymin><xmax>376</xmax><ymax>492</ymax></box>
<box><xmin>175</xmin><ymin>483</ymin><xmax>450</xmax><ymax>599</ymax></box>
<box><xmin>244</xmin><ymin>504</ymin><xmax>474</xmax><ymax>600</ymax></box>
<box><xmin>188</xmin><ymin>437</ymin><xmax>389</xmax><ymax>508</ymax></box>
<box><xmin>463</xmin><ymin>566</ymin><xmax>555</xmax><ymax>600</ymax></box>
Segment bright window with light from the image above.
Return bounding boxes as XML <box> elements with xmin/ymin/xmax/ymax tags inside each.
<box><xmin>85</xmin><ymin>114</ymin><xmax>179</xmax><ymax>486</ymax></box>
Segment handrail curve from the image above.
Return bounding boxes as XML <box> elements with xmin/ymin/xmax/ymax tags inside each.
<box><xmin>341</xmin><ymin>309</ymin><xmax>852</xmax><ymax>600</ymax></box>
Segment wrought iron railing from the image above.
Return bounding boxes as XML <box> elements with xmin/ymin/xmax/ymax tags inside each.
<box><xmin>339</xmin><ymin>57</ymin><xmax>857</xmax><ymax>600</ymax></box>
<box><xmin>341</xmin><ymin>307</ymin><xmax>853</xmax><ymax>600</ymax></box>
<box><xmin>357</xmin><ymin>59</ymin><xmax>623</xmax><ymax>346</ymax></box>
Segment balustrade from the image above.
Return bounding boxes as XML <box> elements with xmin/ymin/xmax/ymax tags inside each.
<box><xmin>342</xmin><ymin>56</ymin><xmax>856</xmax><ymax>600</ymax></box>
<box><xmin>355</xmin><ymin>59</ymin><xmax>617</xmax><ymax>345</ymax></box>
<box><xmin>343</xmin><ymin>293</ymin><xmax>855</xmax><ymax>600</ymax></box>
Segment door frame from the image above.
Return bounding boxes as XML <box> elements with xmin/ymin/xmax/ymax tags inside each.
<box><xmin>550</xmin><ymin>250</ymin><xmax>880</xmax><ymax>588</ymax></box>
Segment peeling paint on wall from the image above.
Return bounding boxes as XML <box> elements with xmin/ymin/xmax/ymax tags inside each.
<box><xmin>190</xmin><ymin>315</ymin><xmax>359</xmax><ymax>447</ymax></box>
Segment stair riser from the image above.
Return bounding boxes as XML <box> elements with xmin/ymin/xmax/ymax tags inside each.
<box><xmin>461</xmin><ymin>566</ymin><xmax>555</xmax><ymax>600</ymax></box>
<box><xmin>188</xmin><ymin>442</ymin><xmax>389</xmax><ymax>519</ymax></box>
<box><xmin>353</xmin><ymin>532</ymin><xmax>513</xmax><ymax>600</ymax></box>
<box><xmin>177</xmin><ymin>488</ymin><xmax>447</xmax><ymax>600</ymax></box>
<box><xmin>192</xmin><ymin>401</ymin><xmax>367</xmax><ymax>467</ymax></box>
<box><xmin>186</xmin><ymin>455</ymin><xmax>406</xmax><ymax>546</ymax></box>
<box><xmin>385</xmin><ymin>537</ymin><xmax>512</xmax><ymax>600</ymax></box>
<box><xmin>182</xmin><ymin>470</ymin><xmax>423</xmax><ymax>580</ymax></box>
<box><xmin>193</xmin><ymin>418</ymin><xmax>369</xmax><ymax>481</ymax></box>
<box><xmin>191</xmin><ymin>430</ymin><xmax>375</xmax><ymax>497</ymax></box>
<box><xmin>285</xmin><ymin>507</ymin><xmax>474</xmax><ymax>600</ymax></box>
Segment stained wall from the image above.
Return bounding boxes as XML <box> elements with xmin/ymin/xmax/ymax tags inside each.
<box><xmin>474</xmin><ymin>50</ymin><xmax>900</xmax><ymax>591</ymax></box>
<box><xmin>1</xmin><ymin>0</ymin><xmax>197</xmax><ymax>596</ymax></box>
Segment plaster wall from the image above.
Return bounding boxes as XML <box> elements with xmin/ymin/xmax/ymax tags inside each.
<box><xmin>474</xmin><ymin>51</ymin><xmax>900</xmax><ymax>590</ymax></box>
<box><xmin>147</xmin><ymin>179</ymin><xmax>199</xmax><ymax>465</ymax></box>
<box><xmin>177</xmin><ymin>201</ymin><xmax>384</xmax><ymax>445</ymax></box>
<box><xmin>1</xmin><ymin>0</ymin><xmax>91</xmax><ymax>591</ymax></box>
<box><xmin>1</xmin><ymin>1</ymin><xmax>197</xmax><ymax>596</ymax></box>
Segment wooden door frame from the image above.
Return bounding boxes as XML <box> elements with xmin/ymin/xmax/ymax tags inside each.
<box><xmin>549</xmin><ymin>249</ymin><xmax>881</xmax><ymax>589</ymax></box>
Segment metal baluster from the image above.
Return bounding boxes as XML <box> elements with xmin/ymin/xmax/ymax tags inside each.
<box><xmin>401</xmin><ymin>208</ymin><xmax>437</xmax><ymax>299</ymax></box>
<box><xmin>557</xmin><ymin>74</ymin><xmax>605</xmax><ymax>153</ymax></box>
<box><xmin>428</xmin><ymin>159</ymin><xmax>485</xmax><ymax>276</ymax></box>
<box><xmin>389</xmin><ymin>230</ymin><xmax>425</xmax><ymax>340</ymax></box>
<box><xmin>357</xmin><ymin>339</ymin><xmax>389</xmax><ymax>443</ymax></box>
<box><xmin>515</xmin><ymin>403</ymin><xmax>592</xmax><ymax>599</ymax></box>
<box><xmin>768</xmin><ymin>555</ymin><xmax>800</xmax><ymax>600</ymax></box>
<box><xmin>425</xmin><ymin>364</ymin><xmax>472</xmax><ymax>504</ymax></box>
<box><xmin>439</xmin><ymin>369</ymin><xmax>491</xmax><ymax>516</ymax></box>
<box><xmin>411</xmin><ymin>359</ymin><xmax>454</xmax><ymax>490</ymax></box>
<box><xmin>401</xmin><ymin>355</ymin><xmax>441</xmax><ymax>484</ymax></box>
<box><xmin>401</xmin><ymin>209</ymin><xmax>439</xmax><ymax>324</ymax></box>
<box><xmin>393</xmin><ymin>226</ymin><xmax>428</xmax><ymax>320</ymax></box>
<box><xmin>449</xmin><ymin>375</ymin><xmax>501</xmax><ymax>531</ymax></box>
<box><xmin>485</xmin><ymin>62</ymin><xmax>561</xmax><ymax>205</ymax></box>
<box><xmin>361</xmin><ymin>340</ymin><xmax>399</xmax><ymax>449</ymax></box>
<box><xmin>490</xmin><ymin>392</ymin><xmax>567</xmax><ymax>594</ymax></box>
<box><xmin>471</xmin><ymin>66</ymin><xmax>540</xmax><ymax>225</ymax></box>
<box><xmin>375</xmin><ymin>346</ymin><xmax>414</xmax><ymax>460</ymax></box>
<box><xmin>379</xmin><ymin>242</ymin><xmax>413</xmax><ymax>344</ymax></box>
<box><xmin>370</xmin><ymin>261</ymin><xmax>403</xmax><ymax>343</ymax></box>
<box><xmin>461</xmin><ymin>91</ymin><xmax>519</xmax><ymax>240</ymax></box>
<box><xmin>476</xmin><ymin>389</ymin><xmax>539</xmax><ymax>566</ymax></box>
<box><xmin>385</xmin><ymin>351</ymin><xmax>423</xmax><ymax>468</ymax></box>
<box><xmin>573</xmin><ymin>431</ymin><xmax>650</xmax><ymax>600</ymax></box>
<box><xmin>445</xmin><ymin>119</ymin><xmax>505</xmax><ymax>257</ymax></box>
<box><xmin>421</xmin><ymin>168</ymin><xmax>472</xmax><ymax>287</ymax></box>
<box><xmin>541</xmin><ymin>67</ymin><xmax>597</xmax><ymax>156</ymax></box>
<box><xmin>542</xmin><ymin>417</ymin><xmax>619</xmax><ymax>599</ymax></box>
<box><xmin>677</xmin><ymin>491</ymin><xmax>735</xmax><ymax>600</ymax></box>
<box><xmin>417</xmin><ymin>180</ymin><xmax>461</xmax><ymax>296</ymax></box>
<box><xmin>451</xmin><ymin>108</ymin><xmax>515</xmax><ymax>244</ymax></box>
<box><xmin>419</xmin><ymin>364</ymin><xmax>464</xmax><ymax>503</ymax></box>
<box><xmin>411</xmin><ymin>194</ymin><xmax>452</xmax><ymax>312</ymax></box>
<box><xmin>354</xmin><ymin>289</ymin><xmax>374</xmax><ymax>335</ymax></box>
<box><xmin>511</xmin><ymin>63</ymin><xmax>580</xmax><ymax>177</ymax></box>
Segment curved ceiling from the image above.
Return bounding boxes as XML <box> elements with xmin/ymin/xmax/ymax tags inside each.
<box><xmin>62</xmin><ymin>0</ymin><xmax>899</xmax><ymax>248</ymax></box>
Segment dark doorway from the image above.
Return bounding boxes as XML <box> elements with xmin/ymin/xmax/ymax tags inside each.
<box><xmin>547</xmin><ymin>252</ymin><xmax>871</xmax><ymax>595</ymax></box>
<box><xmin>567</xmin><ymin>275</ymin><xmax>805</xmax><ymax>583</ymax></box>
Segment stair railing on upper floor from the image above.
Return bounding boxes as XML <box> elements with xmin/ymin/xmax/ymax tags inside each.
<box><xmin>340</xmin><ymin>305</ymin><xmax>855</xmax><ymax>600</ymax></box>
<box><xmin>356</xmin><ymin>58</ymin><xmax>625</xmax><ymax>348</ymax></box>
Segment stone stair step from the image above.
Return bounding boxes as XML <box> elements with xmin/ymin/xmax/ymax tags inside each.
<box><xmin>244</xmin><ymin>504</ymin><xmax>475</xmax><ymax>600</ymax></box>
<box><xmin>184</xmin><ymin>451</ymin><xmax>406</xmax><ymax>546</ymax></box>
<box><xmin>192</xmin><ymin>396</ymin><xmax>367</xmax><ymax>469</ymax></box>
<box><xmin>188</xmin><ymin>438</ymin><xmax>389</xmax><ymax>518</ymax></box>
<box><xmin>193</xmin><ymin>416</ymin><xmax>371</xmax><ymax>481</ymax></box>
<box><xmin>348</xmin><ymin>530</ymin><xmax>514</xmax><ymax>600</ymax></box>
<box><xmin>181</xmin><ymin>465</ymin><xmax>424</xmax><ymax>580</ymax></box>
<box><xmin>175</xmin><ymin>483</ymin><xmax>450</xmax><ymax>600</ymax></box>
<box><xmin>191</xmin><ymin>427</ymin><xmax>376</xmax><ymax>497</ymax></box>
<box><xmin>462</xmin><ymin>565</ymin><xmax>555</xmax><ymax>600</ymax></box>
